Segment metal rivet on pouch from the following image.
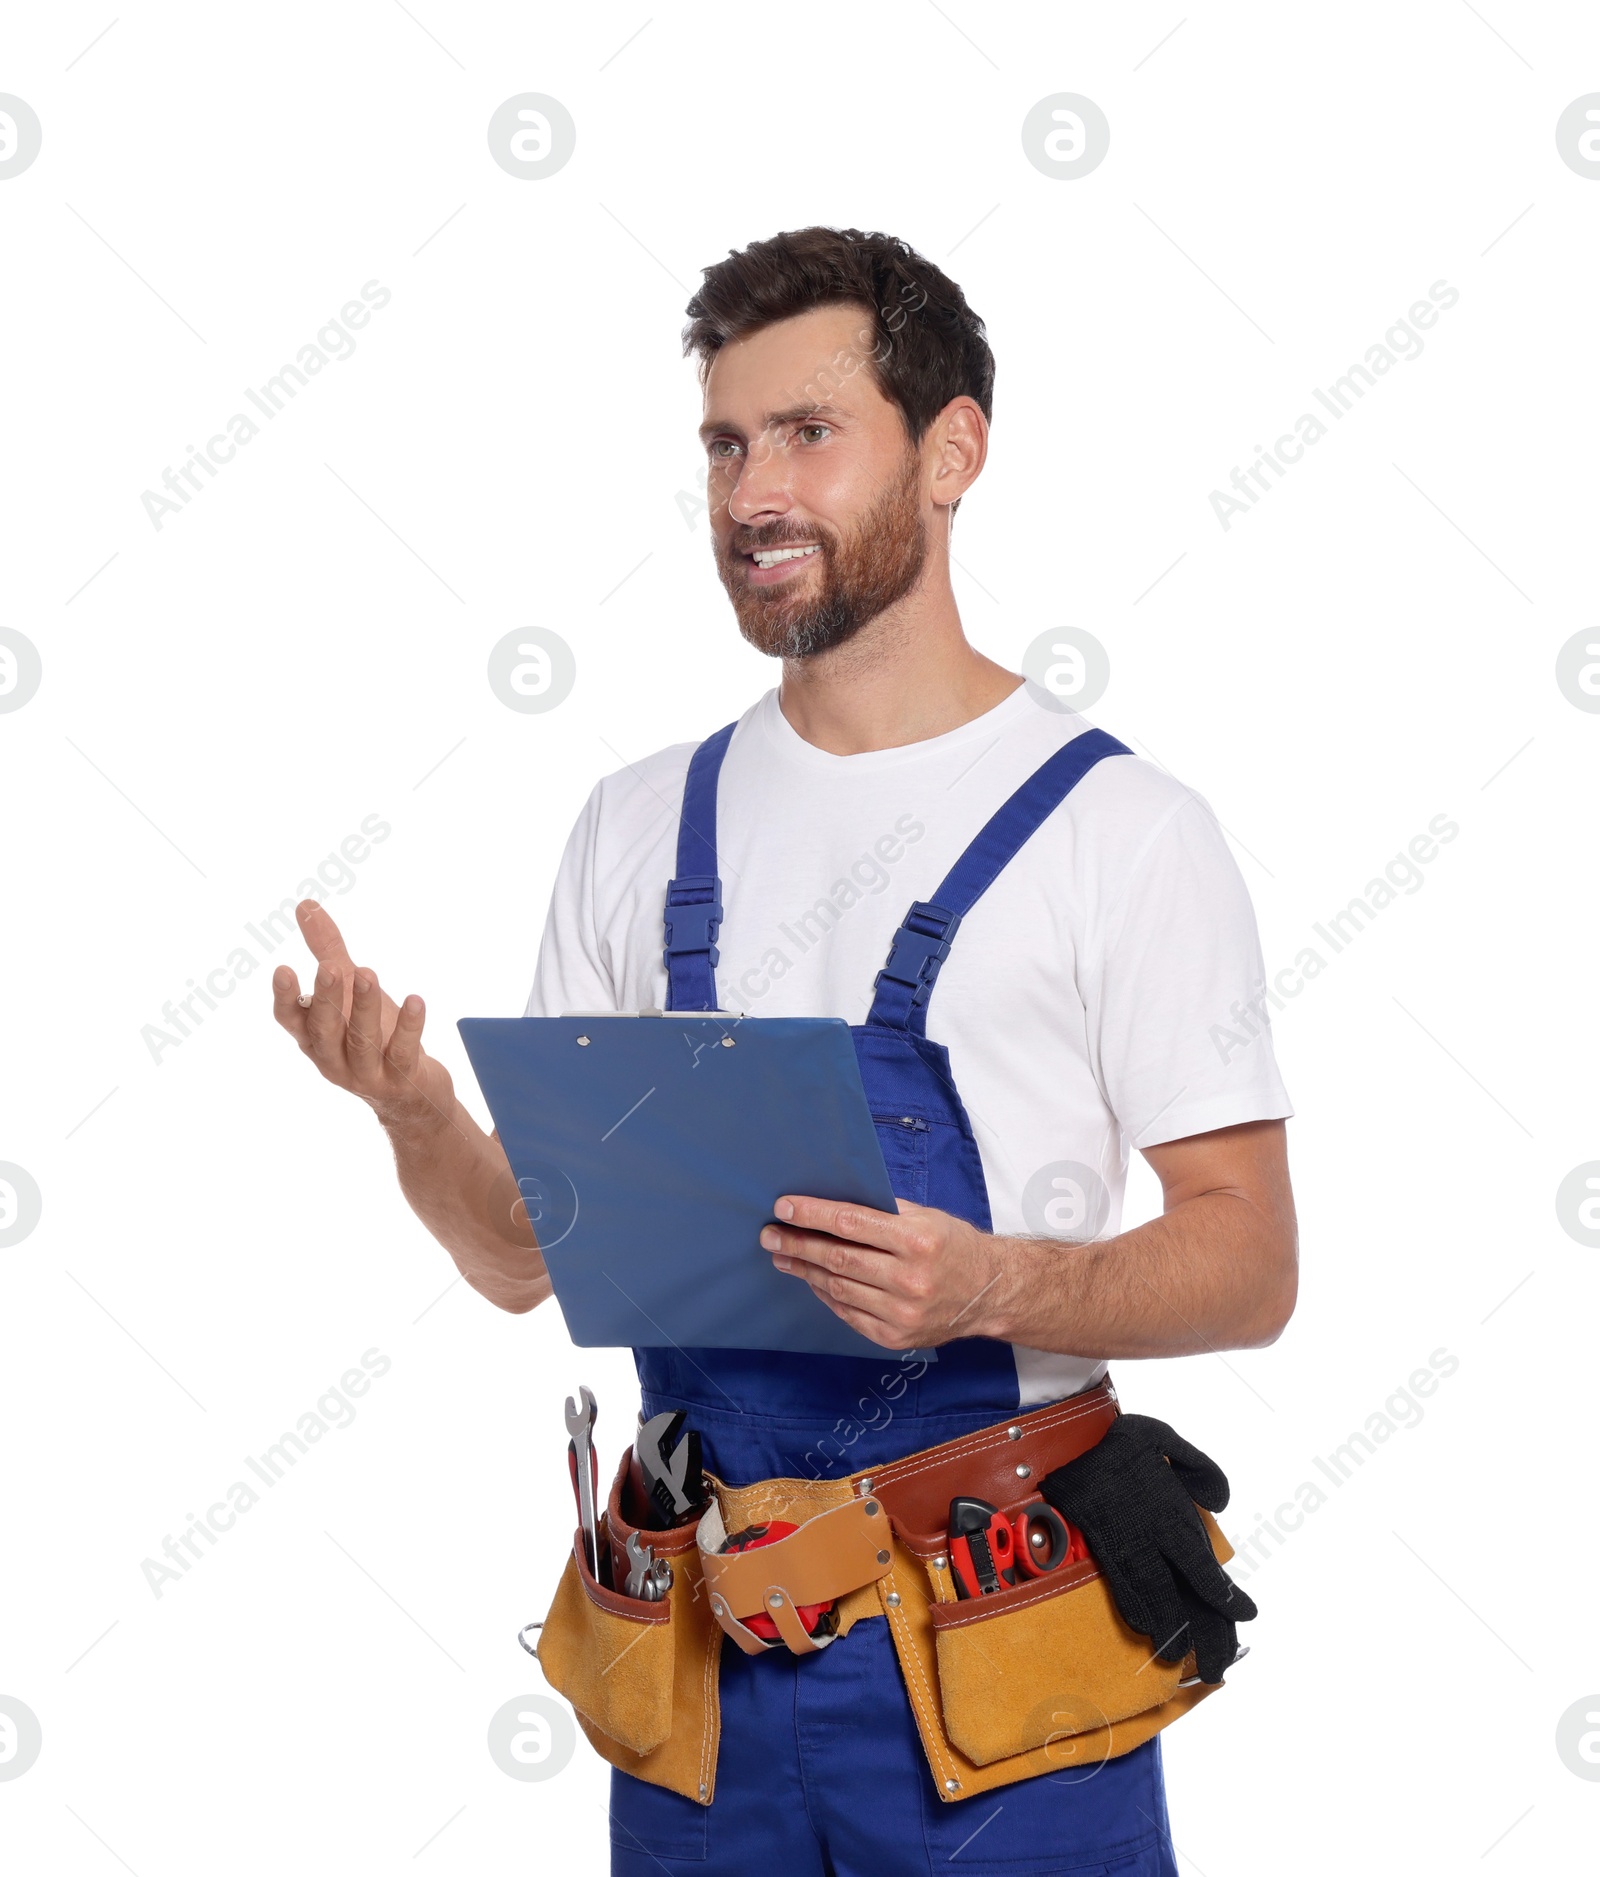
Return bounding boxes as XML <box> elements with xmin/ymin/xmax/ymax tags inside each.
<box><xmin>858</xmin><ymin>1477</ymin><xmax>874</xmax><ymax>1494</ymax></box>
<box><xmin>863</xmin><ymin>1499</ymin><xmax>880</xmax><ymax>1516</ymax></box>
<box><xmin>721</xmin><ymin>1037</ymin><xmax>735</xmax><ymax>1047</ymax></box>
<box><xmin>699</xmin><ymin>1783</ymin><xmax>708</xmax><ymax>1800</ymax></box>
<box><xmin>944</xmin><ymin>1779</ymin><xmax>961</xmax><ymax>1793</ymax></box>
<box><xmin>1015</xmin><ymin>1464</ymin><xmax>1032</xmax><ymax>1479</ymax></box>
<box><xmin>885</xmin><ymin>1591</ymin><xmax>901</xmax><ymax>1607</ymax></box>
<box><xmin>576</xmin><ymin>1035</ymin><xmax>590</xmax><ymax>1046</ymax></box>
<box><xmin>876</xmin><ymin>1549</ymin><xmax>890</xmax><ymax>1565</ymax></box>
<box><xmin>1006</xmin><ymin>1426</ymin><xmax>1022</xmax><ymax>1440</ymax></box>
<box><xmin>768</xmin><ymin>1594</ymin><xmax>783</xmax><ymax>1607</ymax></box>
<box><xmin>932</xmin><ymin>1555</ymin><xmax>947</xmax><ymax>1570</ymax></box>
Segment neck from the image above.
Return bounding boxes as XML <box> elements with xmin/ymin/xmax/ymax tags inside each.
<box><xmin>773</xmin><ymin>533</ymin><xmax>1022</xmax><ymax>756</ymax></box>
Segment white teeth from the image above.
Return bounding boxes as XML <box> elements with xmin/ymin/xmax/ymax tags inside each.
<box><xmin>751</xmin><ymin>545</ymin><xmax>821</xmax><ymax>569</ymax></box>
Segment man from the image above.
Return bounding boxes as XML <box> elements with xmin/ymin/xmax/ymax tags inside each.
<box><xmin>274</xmin><ymin>227</ymin><xmax>1296</xmax><ymax>1876</ymax></box>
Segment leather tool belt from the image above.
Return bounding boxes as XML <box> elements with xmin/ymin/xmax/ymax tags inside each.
<box><xmin>535</xmin><ymin>1376</ymin><xmax>1237</xmax><ymax>1808</ymax></box>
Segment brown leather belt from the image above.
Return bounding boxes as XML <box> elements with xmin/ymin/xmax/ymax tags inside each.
<box><xmin>695</xmin><ymin>1376</ymin><xmax>1119</xmax><ymax>1654</ymax></box>
<box><xmin>866</xmin><ymin>1374</ymin><xmax>1119</xmax><ymax>1555</ymax></box>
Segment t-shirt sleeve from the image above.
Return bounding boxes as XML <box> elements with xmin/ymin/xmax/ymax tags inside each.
<box><xmin>1081</xmin><ymin>787</ymin><xmax>1293</xmax><ymax>1149</ymax></box>
<box><xmin>523</xmin><ymin>783</ymin><xmax>618</xmax><ymax>1018</ymax></box>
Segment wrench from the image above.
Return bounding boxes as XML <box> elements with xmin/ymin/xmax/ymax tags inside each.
<box><xmin>636</xmin><ymin>1409</ymin><xmax>706</xmax><ymax>1528</ymax></box>
<box><xmin>565</xmin><ymin>1385</ymin><xmax>600</xmax><ymax>1583</ymax></box>
<box><xmin>624</xmin><ymin>1529</ymin><xmax>673</xmax><ymax>1602</ymax></box>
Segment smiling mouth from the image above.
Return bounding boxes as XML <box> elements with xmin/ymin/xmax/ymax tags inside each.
<box><xmin>747</xmin><ymin>544</ymin><xmax>822</xmax><ymax>570</ymax></box>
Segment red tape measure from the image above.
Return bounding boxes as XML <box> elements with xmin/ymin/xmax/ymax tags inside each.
<box><xmin>718</xmin><ymin>1521</ymin><xmax>837</xmax><ymax>1642</ymax></box>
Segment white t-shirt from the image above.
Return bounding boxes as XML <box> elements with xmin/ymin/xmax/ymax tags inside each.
<box><xmin>525</xmin><ymin>682</ymin><xmax>1293</xmax><ymax>1405</ymax></box>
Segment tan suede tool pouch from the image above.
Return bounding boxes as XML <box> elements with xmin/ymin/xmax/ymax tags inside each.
<box><xmin>862</xmin><ymin>1381</ymin><xmax>1234</xmax><ymax>1801</ymax></box>
<box><xmin>536</xmin><ymin>1451</ymin><xmax>722</xmax><ymax>1804</ymax></box>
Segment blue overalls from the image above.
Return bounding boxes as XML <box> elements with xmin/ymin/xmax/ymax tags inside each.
<box><xmin>612</xmin><ymin>720</ymin><xmax>1181</xmax><ymax>1877</ymax></box>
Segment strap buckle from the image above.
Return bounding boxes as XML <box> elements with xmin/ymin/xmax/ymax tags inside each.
<box><xmin>663</xmin><ymin>874</ymin><xmax>723</xmax><ymax>966</ymax></box>
<box><xmin>873</xmin><ymin>901</ymin><xmax>963</xmax><ymax>1006</ymax></box>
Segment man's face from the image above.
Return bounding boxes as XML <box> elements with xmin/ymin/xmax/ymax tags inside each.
<box><xmin>700</xmin><ymin>304</ymin><xmax>930</xmax><ymax>660</ymax></box>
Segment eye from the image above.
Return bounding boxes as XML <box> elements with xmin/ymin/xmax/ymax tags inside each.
<box><xmin>798</xmin><ymin>423</ymin><xmax>831</xmax><ymax>444</ymax></box>
<box><xmin>708</xmin><ymin>439</ymin><xmax>741</xmax><ymax>461</ymax></box>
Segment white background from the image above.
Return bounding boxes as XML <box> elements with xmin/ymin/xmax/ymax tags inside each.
<box><xmin>2</xmin><ymin>2</ymin><xmax>1596</xmax><ymax>1871</ymax></box>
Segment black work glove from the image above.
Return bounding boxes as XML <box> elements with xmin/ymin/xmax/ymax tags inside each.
<box><xmin>1039</xmin><ymin>1413</ymin><xmax>1256</xmax><ymax>1685</ymax></box>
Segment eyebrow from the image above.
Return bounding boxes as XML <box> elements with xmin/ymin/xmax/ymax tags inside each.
<box><xmin>697</xmin><ymin>401</ymin><xmax>851</xmax><ymax>443</ymax></box>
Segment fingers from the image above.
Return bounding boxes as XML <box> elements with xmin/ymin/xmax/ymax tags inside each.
<box><xmin>384</xmin><ymin>993</ymin><xmax>426</xmax><ymax>1077</ymax></box>
<box><xmin>1183</xmin><ymin>1605</ymin><xmax>1242</xmax><ymax>1685</ymax></box>
<box><xmin>783</xmin><ymin>1259</ymin><xmax>895</xmax><ymax>1319</ymax></box>
<box><xmin>296</xmin><ymin>898</ymin><xmax>355</xmax><ymax>973</ymax></box>
<box><xmin>1095</xmin><ymin>1553</ymin><xmax>1185</xmax><ymax>1660</ymax></box>
<box><xmin>763</xmin><ymin>1224</ymin><xmax>895</xmax><ymax>1291</ymax></box>
<box><xmin>767</xmin><ymin>1231</ymin><xmax>934</xmax><ymax>1349</ymax></box>
<box><xmin>270</xmin><ymin>965</ymin><xmax>309</xmax><ymax>1037</ymax></box>
<box><xmin>1161</xmin><ymin>1430</ymin><xmax>1231</xmax><ymax>1513</ymax></box>
<box><xmin>301</xmin><ymin>962</ymin><xmax>348</xmax><ymax>1067</ymax></box>
<box><xmin>791</xmin><ymin>1280</ymin><xmax>906</xmax><ymax>1349</ymax></box>
<box><xmin>772</xmin><ymin>1193</ymin><xmax>918</xmax><ymax>1255</ymax></box>
<box><xmin>1166</xmin><ymin>1521</ymin><xmax>1256</xmax><ymax>1620</ymax></box>
<box><xmin>346</xmin><ymin>966</ymin><xmax>385</xmax><ymax>1071</ymax></box>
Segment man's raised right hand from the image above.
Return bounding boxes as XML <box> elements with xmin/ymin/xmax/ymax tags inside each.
<box><xmin>271</xmin><ymin>899</ymin><xmax>457</xmax><ymax>1138</ymax></box>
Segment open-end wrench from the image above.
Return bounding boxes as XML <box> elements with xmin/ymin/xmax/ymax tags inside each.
<box><xmin>624</xmin><ymin>1529</ymin><xmax>673</xmax><ymax>1601</ymax></box>
<box><xmin>565</xmin><ymin>1386</ymin><xmax>600</xmax><ymax>1583</ymax></box>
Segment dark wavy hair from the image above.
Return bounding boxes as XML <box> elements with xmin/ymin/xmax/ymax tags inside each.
<box><xmin>682</xmin><ymin>226</ymin><xmax>994</xmax><ymax>446</ymax></box>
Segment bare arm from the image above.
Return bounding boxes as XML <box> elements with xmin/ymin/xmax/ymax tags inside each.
<box><xmin>271</xmin><ymin>900</ymin><xmax>550</xmax><ymax>1315</ymax></box>
<box><xmin>761</xmin><ymin>1118</ymin><xmax>1298</xmax><ymax>1356</ymax></box>
<box><xmin>979</xmin><ymin>1119</ymin><xmax>1297</xmax><ymax>1356</ymax></box>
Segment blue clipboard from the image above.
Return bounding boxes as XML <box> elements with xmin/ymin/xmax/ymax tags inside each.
<box><xmin>456</xmin><ymin>1015</ymin><xmax>901</xmax><ymax>1358</ymax></box>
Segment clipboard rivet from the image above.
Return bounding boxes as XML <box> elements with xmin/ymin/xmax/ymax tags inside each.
<box><xmin>576</xmin><ymin>1035</ymin><xmax>590</xmax><ymax>1046</ymax></box>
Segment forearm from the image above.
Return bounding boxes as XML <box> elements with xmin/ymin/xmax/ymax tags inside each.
<box><xmin>977</xmin><ymin>1190</ymin><xmax>1297</xmax><ymax>1359</ymax></box>
<box><xmin>384</xmin><ymin>1098</ymin><xmax>551</xmax><ymax>1315</ymax></box>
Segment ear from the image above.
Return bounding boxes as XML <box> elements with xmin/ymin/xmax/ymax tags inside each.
<box><xmin>927</xmin><ymin>396</ymin><xmax>988</xmax><ymax>510</ymax></box>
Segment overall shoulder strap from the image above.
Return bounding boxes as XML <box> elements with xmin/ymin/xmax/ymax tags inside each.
<box><xmin>663</xmin><ymin>720</ymin><xmax>738</xmax><ymax>1011</ymax></box>
<box><xmin>867</xmin><ymin>726</ymin><xmax>1132</xmax><ymax>1035</ymax></box>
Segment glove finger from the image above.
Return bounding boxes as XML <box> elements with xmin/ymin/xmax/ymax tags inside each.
<box><xmin>1180</xmin><ymin>1603</ymin><xmax>1239</xmax><ymax>1684</ymax></box>
<box><xmin>1162</xmin><ymin>1519</ymin><xmax>1258</xmax><ymax>1622</ymax></box>
<box><xmin>1174</xmin><ymin>1555</ymin><xmax>1257</xmax><ymax>1627</ymax></box>
<box><xmin>1151</xmin><ymin>1613</ymin><xmax>1194</xmax><ymax>1664</ymax></box>
<box><xmin>1159</xmin><ymin>1428</ymin><xmax>1231</xmax><ymax>1512</ymax></box>
<box><xmin>1109</xmin><ymin>1413</ymin><xmax>1171</xmax><ymax>1460</ymax></box>
<box><xmin>1090</xmin><ymin>1551</ymin><xmax>1164</xmax><ymax>1641</ymax></box>
<box><xmin>1096</xmin><ymin>1553</ymin><xmax>1189</xmax><ymax>1660</ymax></box>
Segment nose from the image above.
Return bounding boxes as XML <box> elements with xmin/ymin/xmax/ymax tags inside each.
<box><xmin>725</xmin><ymin>434</ymin><xmax>793</xmax><ymax>530</ymax></box>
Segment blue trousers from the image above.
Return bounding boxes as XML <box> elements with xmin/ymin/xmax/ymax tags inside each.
<box><xmin>609</xmin><ymin>1614</ymin><xmax>1181</xmax><ymax>1875</ymax></box>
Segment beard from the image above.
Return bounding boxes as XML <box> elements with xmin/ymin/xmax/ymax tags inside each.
<box><xmin>714</xmin><ymin>451</ymin><xmax>928</xmax><ymax>661</ymax></box>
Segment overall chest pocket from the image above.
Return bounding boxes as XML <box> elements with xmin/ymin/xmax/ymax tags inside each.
<box><xmin>872</xmin><ymin>1113</ymin><xmax>930</xmax><ymax>1206</ymax></box>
